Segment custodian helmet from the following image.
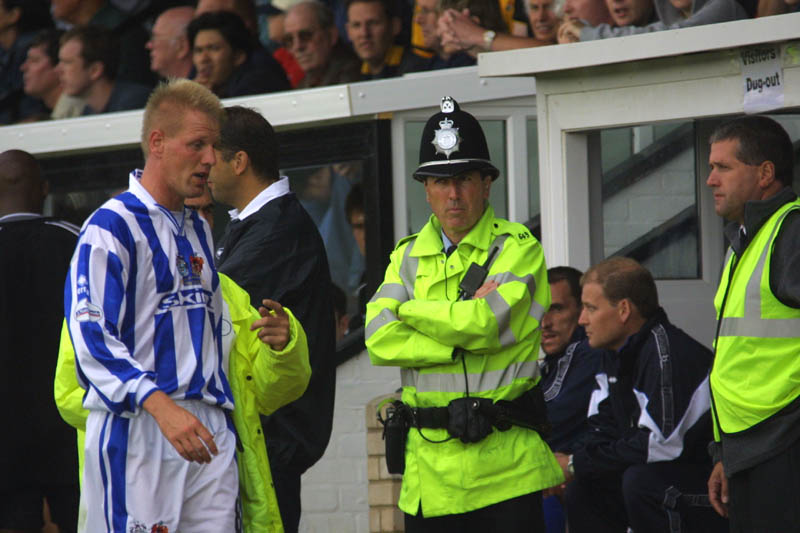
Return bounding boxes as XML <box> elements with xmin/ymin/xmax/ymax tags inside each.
<box><xmin>412</xmin><ymin>96</ymin><xmax>500</xmax><ymax>182</ymax></box>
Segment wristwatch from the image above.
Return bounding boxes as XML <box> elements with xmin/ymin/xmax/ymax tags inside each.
<box><xmin>567</xmin><ymin>454</ymin><xmax>575</xmax><ymax>476</ymax></box>
<box><xmin>483</xmin><ymin>30</ymin><xmax>496</xmax><ymax>51</ymax></box>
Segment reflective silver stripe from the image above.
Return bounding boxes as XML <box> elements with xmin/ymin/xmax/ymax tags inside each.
<box><xmin>407</xmin><ymin>359</ymin><xmax>541</xmax><ymax>394</ymax></box>
<box><xmin>398</xmin><ymin>239</ymin><xmax>419</xmax><ymax>301</ymax></box>
<box><xmin>718</xmin><ymin>318</ymin><xmax>800</xmax><ymax>338</ymax></box>
<box><xmin>401</xmin><ymin>367</ymin><xmax>418</xmax><ymax>388</ymax></box>
<box><xmin>369</xmin><ymin>283</ymin><xmax>409</xmax><ymax>304</ymax></box>
<box><xmin>365</xmin><ymin>307</ymin><xmax>399</xmax><ymax>340</ymax></box>
<box><xmin>485</xmin><ymin>270</ymin><xmax>544</xmax><ymax>330</ymax></box>
<box><xmin>719</xmin><ymin>206</ymin><xmax>800</xmax><ymax>339</ymax></box>
<box><xmin>484</xmin><ymin>290</ymin><xmax>516</xmax><ymax>346</ymax></box>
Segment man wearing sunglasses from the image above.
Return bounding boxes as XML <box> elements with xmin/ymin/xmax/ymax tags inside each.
<box><xmin>283</xmin><ymin>0</ymin><xmax>360</xmax><ymax>88</ymax></box>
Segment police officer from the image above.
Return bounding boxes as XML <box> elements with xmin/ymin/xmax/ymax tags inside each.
<box><xmin>365</xmin><ymin>97</ymin><xmax>563</xmax><ymax>531</ymax></box>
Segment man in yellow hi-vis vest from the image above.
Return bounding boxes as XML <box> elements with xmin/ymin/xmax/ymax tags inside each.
<box><xmin>706</xmin><ymin>116</ymin><xmax>800</xmax><ymax>532</ymax></box>
<box><xmin>365</xmin><ymin>96</ymin><xmax>563</xmax><ymax>532</ymax></box>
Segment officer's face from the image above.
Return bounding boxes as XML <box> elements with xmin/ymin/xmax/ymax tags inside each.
<box><xmin>424</xmin><ymin>170</ymin><xmax>490</xmax><ymax>244</ymax></box>
<box><xmin>706</xmin><ymin>138</ymin><xmax>765</xmax><ymax>224</ymax></box>
<box><xmin>541</xmin><ymin>280</ymin><xmax>580</xmax><ymax>356</ymax></box>
<box><xmin>578</xmin><ymin>282</ymin><xmax>627</xmax><ymax>351</ymax></box>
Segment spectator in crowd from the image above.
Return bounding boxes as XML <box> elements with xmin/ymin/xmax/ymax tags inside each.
<box><xmin>146</xmin><ymin>6</ymin><xmax>195</xmax><ymax>80</ymax></box>
<box><xmin>283</xmin><ymin>0</ymin><xmax>361</xmax><ymax>88</ymax></box>
<box><xmin>525</xmin><ymin>0</ymin><xmax>564</xmax><ymax>44</ymax></box>
<box><xmin>562</xmin><ymin>0</ymin><xmax>614</xmax><ymax>25</ymax></box>
<box><xmin>436</xmin><ymin>0</ymin><xmax>557</xmax><ymax>53</ymax></box>
<box><xmin>50</xmin><ymin>0</ymin><xmax>156</xmax><ymax>87</ymax></box>
<box><xmin>557</xmin><ymin>257</ymin><xmax>726</xmax><ymax>533</ymax></box>
<box><xmin>188</xmin><ymin>11</ymin><xmax>290</xmax><ymax>98</ymax></box>
<box><xmin>0</xmin><ymin>0</ymin><xmax>53</xmax><ymax>124</ymax></box>
<box><xmin>346</xmin><ymin>0</ymin><xmax>408</xmax><ymax>79</ymax></box>
<box><xmin>539</xmin><ymin>266</ymin><xmax>605</xmax><ymax>533</ymax></box>
<box><xmin>366</xmin><ymin>96</ymin><xmax>562</xmax><ymax>531</ymax></box>
<box><xmin>705</xmin><ymin>116</ymin><xmax>800</xmax><ymax>532</ymax></box>
<box><xmin>57</xmin><ymin>26</ymin><xmax>151</xmax><ymax>115</ymax></box>
<box><xmin>0</xmin><ymin>149</ymin><xmax>80</xmax><ymax>533</ymax></box>
<box><xmin>210</xmin><ymin>106</ymin><xmax>337</xmax><ymax>533</ymax></box>
<box><xmin>194</xmin><ymin>1</ymin><xmax>298</xmax><ymax>90</ymax></box>
<box><xmin>558</xmin><ymin>0</ymin><xmax>747</xmax><ymax>41</ymax></box>
<box><xmin>604</xmin><ymin>0</ymin><xmax>656</xmax><ymax>27</ymax></box>
<box><xmin>402</xmin><ymin>0</ymin><xmax>474</xmax><ymax>71</ymax></box>
<box><xmin>21</xmin><ymin>29</ymin><xmax>86</xmax><ymax>120</ymax></box>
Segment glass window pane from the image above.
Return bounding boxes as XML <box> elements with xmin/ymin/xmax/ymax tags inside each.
<box><xmin>283</xmin><ymin>164</ymin><xmax>365</xmax><ymax>299</ymax></box>
<box><xmin>404</xmin><ymin>119</ymin><xmax>507</xmax><ymax>235</ymax></box>
<box><xmin>599</xmin><ymin>121</ymin><xmax>699</xmax><ymax>279</ymax></box>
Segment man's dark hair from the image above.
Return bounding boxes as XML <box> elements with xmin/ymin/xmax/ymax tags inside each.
<box><xmin>187</xmin><ymin>11</ymin><xmax>256</xmax><ymax>56</ymax></box>
<box><xmin>1</xmin><ymin>0</ymin><xmax>53</xmax><ymax>33</ymax></box>
<box><xmin>31</xmin><ymin>29</ymin><xmax>65</xmax><ymax>66</ymax></box>
<box><xmin>710</xmin><ymin>116</ymin><xmax>795</xmax><ymax>187</ymax></box>
<box><xmin>218</xmin><ymin>106</ymin><xmax>279</xmax><ymax>182</ymax></box>
<box><xmin>547</xmin><ymin>266</ymin><xmax>582</xmax><ymax>306</ymax></box>
<box><xmin>61</xmin><ymin>26</ymin><xmax>120</xmax><ymax>81</ymax></box>
<box><xmin>582</xmin><ymin>257</ymin><xmax>659</xmax><ymax>320</ymax></box>
<box><xmin>345</xmin><ymin>0</ymin><xmax>398</xmax><ymax>19</ymax></box>
<box><xmin>345</xmin><ymin>183</ymin><xmax>364</xmax><ymax>222</ymax></box>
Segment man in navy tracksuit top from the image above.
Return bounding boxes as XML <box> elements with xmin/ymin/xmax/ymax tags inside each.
<box><xmin>555</xmin><ymin>257</ymin><xmax>726</xmax><ymax>533</ymax></box>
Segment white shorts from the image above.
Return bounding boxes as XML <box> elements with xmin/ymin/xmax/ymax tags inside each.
<box><xmin>82</xmin><ymin>400</ymin><xmax>238</xmax><ymax>532</ymax></box>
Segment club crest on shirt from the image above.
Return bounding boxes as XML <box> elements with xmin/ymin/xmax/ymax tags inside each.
<box><xmin>151</xmin><ymin>523</ymin><xmax>169</xmax><ymax>533</ymax></box>
<box><xmin>177</xmin><ymin>253</ymin><xmax>203</xmax><ymax>285</ymax></box>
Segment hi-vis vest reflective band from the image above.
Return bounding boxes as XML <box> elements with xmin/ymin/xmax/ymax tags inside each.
<box><xmin>367</xmin><ymin>229</ymin><xmax>544</xmax><ymax>396</ymax></box>
<box><xmin>711</xmin><ymin>199</ymin><xmax>800</xmax><ymax>434</ymax></box>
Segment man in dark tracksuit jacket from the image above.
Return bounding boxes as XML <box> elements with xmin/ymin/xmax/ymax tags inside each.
<box><xmin>556</xmin><ymin>257</ymin><xmax>726</xmax><ymax>533</ymax></box>
<box><xmin>210</xmin><ymin>106</ymin><xmax>336</xmax><ymax>533</ymax></box>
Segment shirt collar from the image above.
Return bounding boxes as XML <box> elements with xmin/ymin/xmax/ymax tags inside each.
<box><xmin>229</xmin><ymin>176</ymin><xmax>291</xmax><ymax>221</ymax></box>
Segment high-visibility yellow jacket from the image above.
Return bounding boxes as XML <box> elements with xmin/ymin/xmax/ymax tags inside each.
<box><xmin>711</xmin><ymin>199</ymin><xmax>800</xmax><ymax>437</ymax></box>
<box><xmin>365</xmin><ymin>206</ymin><xmax>563</xmax><ymax>517</ymax></box>
<box><xmin>54</xmin><ymin>273</ymin><xmax>311</xmax><ymax>533</ymax></box>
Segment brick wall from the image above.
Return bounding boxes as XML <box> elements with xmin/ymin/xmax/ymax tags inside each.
<box><xmin>299</xmin><ymin>349</ymin><xmax>400</xmax><ymax>533</ymax></box>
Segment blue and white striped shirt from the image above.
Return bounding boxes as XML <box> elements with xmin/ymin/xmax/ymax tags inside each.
<box><xmin>65</xmin><ymin>170</ymin><xmax>234</xmax><ymax>416</ymax></box>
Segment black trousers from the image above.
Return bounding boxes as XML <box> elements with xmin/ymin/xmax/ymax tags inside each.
<box><xmin>269</xmin><ymin>464</ymin><xmax>303</xmax><ymax>533</ymax></box>
<box><xmin>728</xmin><ymin>436</ymin><xmax>800</xmax><ymax>532</ymax></box>
<box><xmin>405</xmin><ymin>491</ymin><xmax>544</xmax><ymax>533</ymax></box>
<box><xmin>566</xmin><ymin>462</ymin><xmax>728</xmax><ymax>533</ymax></box>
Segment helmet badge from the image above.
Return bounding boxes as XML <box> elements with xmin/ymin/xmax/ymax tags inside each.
<box><xmin>432</xmin><ymin>118</ymin><xmax>460</xmax><ymax>158</ymax></box>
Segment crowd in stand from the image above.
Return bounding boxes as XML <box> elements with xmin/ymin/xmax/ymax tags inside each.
<box><xmin>1</xmin><ymin>0</ymin><xmax>798</xmax><ymax>124</ymax></box>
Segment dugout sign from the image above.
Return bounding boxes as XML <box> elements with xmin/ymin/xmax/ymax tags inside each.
<box><xmin>739</xmin><ymin>45</ymin><xmax>783</xmax><ymax>114</ymax></box>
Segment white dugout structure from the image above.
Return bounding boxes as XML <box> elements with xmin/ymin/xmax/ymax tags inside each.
<box><xmin>3</xmin><ymin>12</ymin><xmax>799</xmax><ymax>531</ymax></box>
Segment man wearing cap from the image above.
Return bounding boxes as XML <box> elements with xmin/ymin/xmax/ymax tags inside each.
<box><xmin>365</xmin><ymin>96</ymin><xmax>563</xmax><ymax>531</ymax></box>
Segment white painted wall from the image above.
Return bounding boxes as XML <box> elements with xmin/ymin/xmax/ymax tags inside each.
<box><xmin>299</xmin><ymin>350</ymin><xmax>401</xmax><ymax>533</ymax></box>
